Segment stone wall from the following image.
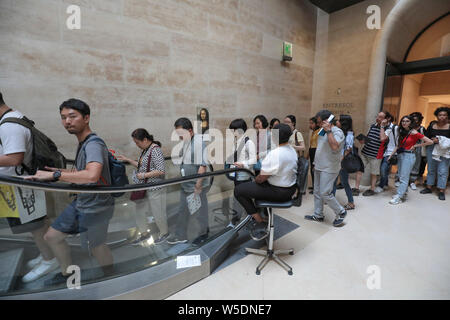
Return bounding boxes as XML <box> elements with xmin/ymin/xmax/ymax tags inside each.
<box><xmin>310</xmin><ymin>0</ymin><xmax>397</xmax><ymax>138</ymax></box>
<box><xmin>0</xmin><ymin>0</ymin><xmax>317</xmax><ymax>161</ymax></box>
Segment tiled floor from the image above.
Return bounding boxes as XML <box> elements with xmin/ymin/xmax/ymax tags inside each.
<box><xmin>167</xmin><ymin>184</ymin><xmax>450</xmax><ymax>299</ymax></box>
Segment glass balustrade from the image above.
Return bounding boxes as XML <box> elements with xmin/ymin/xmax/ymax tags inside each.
<box><xmin>0</xmin><ymin>159</ymin><xmax>253</xmax><ymax>298</ymax></box>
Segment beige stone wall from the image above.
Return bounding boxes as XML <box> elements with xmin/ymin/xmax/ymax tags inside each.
<box><xmin>0</xmin><ymin>0</ymin><xmax>317</xmax><ymax>161</ymax></box>
<box><xmin>311</xmin><ymin>0</ymin><xmax>397</xmax><ymax>138</ymax></box>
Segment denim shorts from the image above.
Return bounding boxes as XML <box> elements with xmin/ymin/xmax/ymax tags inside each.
<box><xmin>52</xmin><ymin>200</ymin><xmax>114</xmax><ymax>251</ymax></box>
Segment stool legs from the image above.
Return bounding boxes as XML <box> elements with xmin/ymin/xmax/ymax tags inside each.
<box><xmin>245</xmin><ymin>208</ymin><xmax>294</xmax><ymax>275</ymax></box>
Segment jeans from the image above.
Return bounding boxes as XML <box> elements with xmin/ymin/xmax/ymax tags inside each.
<box><xmin>332</xmin><ymin>168</ymin><xmax>354</xmax><ymax>203</ymax></box>
<box><xmin>426</xmin><ymin>144</ymin><xmax>450</xmax><ymax>189</ymax></box>
<box><xmin>379</xmin><ymin>156</ymin><xmax>391</xmax><ymax>188</ymax></box>
<box><xmin>396</xmin><ymin>152</ymin><xmax>416</xmax><ymax>198</ymax></box>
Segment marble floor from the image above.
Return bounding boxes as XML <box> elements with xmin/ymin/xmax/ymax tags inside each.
<box><xmin>167</xmin><ymin>184</ymin><xmax>450</xmax><ymax>300</ymax></box>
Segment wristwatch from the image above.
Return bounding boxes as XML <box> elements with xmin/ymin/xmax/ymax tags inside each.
<box><xmin>325</xmin><ymin>130</ymin><xmax>332</xmax><ymax>134</ymax></box>
<box><xmin>53</xmin><ymin>170</ymin><xmax>62</xmax><ymax>182</ymax></box>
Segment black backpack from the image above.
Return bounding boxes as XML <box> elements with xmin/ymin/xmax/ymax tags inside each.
<box><xmin>0</xmin><ymin>116</ymin><xmax>67</xmax><ymax>174</ymax></box>
<box><xmin>78</xmin><ymin>135</ymin><xmax>129</xmax><ymax>198</ymax></box>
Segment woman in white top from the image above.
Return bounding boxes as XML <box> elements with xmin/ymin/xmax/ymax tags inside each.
<box><xmin>228</xmin><ymin>119</ymin><xmax>257</xmax><ymax>184</ymax></box>
<box><xmin>234</xmin><ymin>124</ymin><xmax>298</xmax><ymax>240</ymax></box>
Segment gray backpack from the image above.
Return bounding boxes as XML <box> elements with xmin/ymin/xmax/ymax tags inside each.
<box><xmin>0</xmin><ymin>116</ymin><xmax>67</xmax><ymax>175</ymax></box>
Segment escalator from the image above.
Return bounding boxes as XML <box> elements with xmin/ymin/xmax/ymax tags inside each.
<box><xmin>0</xmin><ymin>159</ymin><xmax>253</xmax><ymax>299</ymax></box>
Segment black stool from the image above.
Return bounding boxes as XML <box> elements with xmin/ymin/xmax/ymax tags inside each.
<box><xmin>245</xmin><ymin>157</ymin><xmax>309</xmax><ymax>275</ymax></box>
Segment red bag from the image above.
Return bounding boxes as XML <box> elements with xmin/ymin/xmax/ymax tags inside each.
<box><xmin>130</xmin><ymin>146</ymin><xmax>154</xmax><ymax>201</ymax></box>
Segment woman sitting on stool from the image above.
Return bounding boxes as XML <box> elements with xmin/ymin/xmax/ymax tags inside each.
<box><xmin>234</xmin><ymin>123</ymin><xmax>298</xmax><ymax>240</ymax></box>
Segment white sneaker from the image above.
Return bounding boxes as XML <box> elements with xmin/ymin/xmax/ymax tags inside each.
<box><xmin>374</xmin><ymin>186</ymin><xmax>383</xmax><ymax>193</ymax></box>
<box><xmin>22</xmin><ymin>258</ymin><xmax>59</xmax><ymax>283</ymax></box>
<box><xmin>395</xmin><ymin>181</ymin><xmax>400</xmax><ymax>187</ymax></box>
<box><xmin>410</xmin><ymin>183</ymin><xmax>417</xmax><ymax>190</ymax></box>
<box><xmin>389</xmin><ymin>195</ymin><xmax>402</xmax><ymax>205</ymax></box>
<box><xmin>26</xmin><ymin>254</ymin><xmax>43</xmax><ymax>269</ymax></box>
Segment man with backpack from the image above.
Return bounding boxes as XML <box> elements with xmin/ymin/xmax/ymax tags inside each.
<box><xmin>27</xmin><ymin>98</ymin><xmax>116</xmax><ymax>286</ymax></box>
<box><xmin>0</xmin><ymin>91</ymin><xmax>60</xmax><ymax>283</ymax></box>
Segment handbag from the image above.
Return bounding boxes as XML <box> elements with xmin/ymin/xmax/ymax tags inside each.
<box><xmin>341</xmin><ymin>150</ymin><xmax>362</xmax><ymax>173</ymax></box>
<box><xmin>130</xmin><ymin>145</ymin><xmax>155</xmax><ymax>201</ymax></box>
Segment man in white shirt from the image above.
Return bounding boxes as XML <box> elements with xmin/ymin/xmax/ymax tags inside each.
<box><xmin>0</xmin><ymin>91</ymin><xmax>59</xmax><ymax>283</ymax></box>
<box><xmin>234</xmin><ymin>123</ymin><xmax>298</xmax><ymax>240</ymax></box>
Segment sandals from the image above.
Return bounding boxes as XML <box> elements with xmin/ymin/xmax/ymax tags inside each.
<box><xmin>344</xmin><ymin>203</ymin><xmax>355</xmax><ymax>210</ymax></box>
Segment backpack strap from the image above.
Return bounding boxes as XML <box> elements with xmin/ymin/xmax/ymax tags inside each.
<box><xmin>0</xmin><ymin>116</ymin><xmax>35</xmax><ymax>175</ymax></box>
<box><xmin>75</xmin><ymin>134</ymin><xmax>109</xmax><ymax>185</ymax></box>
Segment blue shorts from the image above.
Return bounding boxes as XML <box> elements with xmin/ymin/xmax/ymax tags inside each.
<box><xmin>52</xmin><ymin>200</ymin><xmax>114</xmax><ymax>251</ymax></box>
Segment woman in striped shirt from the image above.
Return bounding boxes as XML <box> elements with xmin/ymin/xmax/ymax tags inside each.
<box><xmin>117</xmin><ymin>129</ymin><xmax>168</xmax><ymax>245</ymax></box>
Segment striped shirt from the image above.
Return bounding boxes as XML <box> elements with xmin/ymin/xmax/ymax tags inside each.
<box><xmin>362</xmin><ymin>124</ymin><xmax>382</xmax><ymax>159</ymax></box>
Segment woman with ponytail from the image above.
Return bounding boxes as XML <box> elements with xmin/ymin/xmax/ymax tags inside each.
<box><xmin>117</xmin><ymin>129</ymin><xmax>168</xmax><ymax>244</ymax></box>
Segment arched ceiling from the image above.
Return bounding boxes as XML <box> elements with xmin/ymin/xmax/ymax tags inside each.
<box><xmin>385</xmin><ymin>0</ymin><xmax>450</xmax><ymax>63</ymax></box>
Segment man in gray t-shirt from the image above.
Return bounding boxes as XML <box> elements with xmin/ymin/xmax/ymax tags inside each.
<box><xmin>167</xmin><ymin>118</ymin><xmax>210</xmax><ymax>245</ymax></box>
<box><xmin>28</xmin><ymin>99</ymin><xmax>115</xmax><ymax>286</ymax></box>
<box><xmin>305</xmin><ymin>110</ymin><xmax>347</xmax><ymax>227</ymax></box>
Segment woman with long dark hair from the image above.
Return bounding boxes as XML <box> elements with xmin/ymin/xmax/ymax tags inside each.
<box><xmin>116</xmin><ymin>129</ymin><xmax>168</xmax><ymax>244</ymax></box>
<box><xmin>283</xmin><ymin>115</ymin><xmax>305</xmax><ymax>157</ymax></box>
<box><xmin>332</xmin><ymin>115</ymin><xmax>356</xmax><ymax>210</ymax></box>
<box><xmin>420</xmin><ymin>107</ymin><xmax>450</xmax><ymax>200</ymax></box>
<box><xmin>389</xmin><ymin>116</ymin><xmax>433</xmax><ymax>205</ymax></box>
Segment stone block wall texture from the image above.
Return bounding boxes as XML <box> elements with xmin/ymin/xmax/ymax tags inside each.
<box><xmin>0</xmin><ymin>0</ymin><xmax>317</xmax><ymax>161</ymax></box>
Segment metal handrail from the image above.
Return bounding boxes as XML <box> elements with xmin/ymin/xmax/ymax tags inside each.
<box><xmin>0</xmin><ymin>168</ymin><xmax>255</xmax><ymax>193</ymax></box>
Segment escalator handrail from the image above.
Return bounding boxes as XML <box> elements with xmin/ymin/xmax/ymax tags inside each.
<box><xmin>0</xmin><ymin>168</ymin><xmax>255</xmax><ymax>194</ymax></box>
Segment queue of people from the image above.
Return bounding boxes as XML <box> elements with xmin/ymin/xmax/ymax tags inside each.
<box><xmin>1</xmin><ymin>88</ymin><xmax>449</xmax><ymax>286</ymax></box>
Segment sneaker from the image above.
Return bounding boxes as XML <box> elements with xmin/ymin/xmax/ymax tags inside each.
<box><xmin>131</xmin><ymin>233</ymin><xmax>151</xmax><ymax>246</ymax></box>
<box><xmin>389</xmin><ymin>195</ymin><xmax>402</xmax><ymax>205</ymax></box>
<box><xmin>420</xmin><ymin>188</ymin><xmax>432</xmax><ymax>194</ymax></box>
<box><xmin>351</xmin><ymin>188</ymin><xmax>360</xmax><ymax>196</ymax></box>
<box><xmin>374</xmin><ymin>186</ymin><xmax>383</xmax><ymax>193</ymax></box>
<box><xmin>410</xmin><ymin>183</ymin><xmax>417</xmax><ymax>190</ymax></box>
<box><xmin>44</xmin><ymin>272</ymin><xmax>71</xmax><ymax>287</ymax></box>
<box><xmin>22</xmin><ymin>258</ymin><xmax>59</xmax><ymax>283</ymax></box>
<box><xmin>395</xmin><ymin>181</ymin><xmax>400</xmax><ymax>187</ymax></box>
<box><xmin>336</xmin><ymin>183</ymin><xmax>344</xmax><ymax>190</ymax></box>
<box><xmin>363</xmin><ymin>189</ymin><xmax>375</xmax><ymax>196</ymax></box>
<box><xmin>26</xmin><ymin>254</ymin><xmax>43</xmax><ymax>269</ymax></box>
<box><xmin>167</xmin><ymin>235</ymin><xmax>188</xmax><ymax>245</ymax></box>
<box><xmin>333</xmin><ymin>210</ymin><xmax>347</xmax><ymax>227</ymax></box>
<box><xmin>154</xmin><ymin>233</ymin><xmax>169</xmax><ymax>245</ymax></box>
<box><xmin>438</xmin><ymin>192</ymin><xmax>445</xmax><ymax>201</ymax></box>
<box><xmin>304</xmin><ymin>215</ymin><xmax>324</xmax><ymax>222</ymax></box>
